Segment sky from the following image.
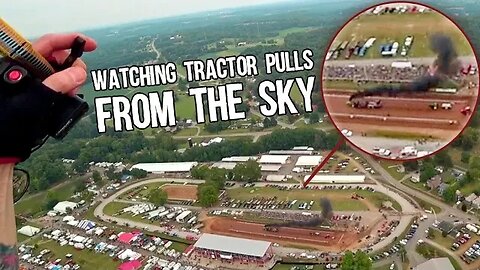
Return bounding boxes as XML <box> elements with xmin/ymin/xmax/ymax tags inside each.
<box><xmin>2</xmin><ymin>0</ymin><xmax>285</xmax><ymax>37</ymax></box>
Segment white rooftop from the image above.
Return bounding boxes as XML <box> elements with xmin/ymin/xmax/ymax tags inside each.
<box><xmin>259</xmin><ymin>155</ymin><xmax>290</xmax><ymax>164</ymax></box>
<box><xmin>130</xmin><ymin>162</ymin><xmax>198</xmax><ymax>173</ymax></box>
<box><xmin>413</xmin><ymin>258</ymin><xmax>454</xmax><ymax>270</ymax></box>
<box><xmin>266</xmin><ymin>175</ymin><xmax>286</xmax><ymax>182</ymax></box>
<box><xmin>295</xmin><ymin>155</ymin><xmax>322</xmax><ymax>167</ymax></box>
<box><xmin>17</xmin><ymin>226</ymin><xmax>40</xmax><ymax>237</ymax></box>
<box><xmin>212</xmin><ymin>162</ymin><xmax>237</xmax><ymax>170</ymax></box>
<box><xmin>305</xmin><ymin>175</ymin><xmax>365</xmax><ymax>183</ymax></box>
<box><xmin>221</xmin><ymin>156</ymin><xmax>258</xmax><ymax>162</ymax></box>
<box><xmin>261</xmin><ymin>164</ymin><xmax>282</xmax><ymax>172</ymax></box>
<box><xmin>194</xmin><ymin>233</ymin><xmax>271</xmax><ymax>257</ymax></box>
<box><xmin>53</xmin><ymin>201</ymin><xmax>78</xmax><ymax>214</ymax></box>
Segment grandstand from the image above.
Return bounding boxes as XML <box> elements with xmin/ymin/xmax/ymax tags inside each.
<box><xmin>192</xmin><ymin>234</ymin><xmax>273</xmax><ymax>264</ymax></box>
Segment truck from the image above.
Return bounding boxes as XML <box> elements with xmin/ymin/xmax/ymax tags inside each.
<box><xmin>351</xmin><ymin>99</ymin><xmax>382</xmax><ymax>109</ymax></box>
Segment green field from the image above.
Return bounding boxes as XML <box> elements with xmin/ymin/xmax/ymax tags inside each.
<box><xmin>175</xmin><ymin>127</ymin><xmax>199</xmax><ymax>136</ymax></box>
<box><xmin>103</xmin><ymin>201</ymin><xmax>133</xmax><ymax>216</ymax></box>
<box><xmin>175</xmin><ymin>93</ymin><xmax>196</xmax><ymax>119</ymax></box>
<box><xmin>33</xmin><ymin>239</ymin><xmax>121</xmax><ymax>270</ymax></box>
<box><xmin>431</xmin><ymin>228</ymin><xmax>455</xmax><ymax>249</ymax></box>
<box><xmin>15</xmin><ymin>179</ymin><xmax>83</xmax><ymax>218</ymax></box>
<box><xmin>332</xmin><ymin>12</ymin><xmax>472</xmax><ymax>59</ymax></box>
<box><xmin>379</xmin><ymin>161</ymin><xmax>406</xmax><ymax>181</ymax></box>
<box><xmin>226</xmin><ymin>187</ymin><xmax>402</xmax><ymax>211</ymax></box>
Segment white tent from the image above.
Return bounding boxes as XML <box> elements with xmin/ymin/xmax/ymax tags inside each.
<box><xmin>63</xmin><ymin>216</ymin><xmax>75</xmax><ymax>222</ymax></box>
<box><xmin>17</xmin><ymin>226</ymin><xmax>40</xmax><ymax>237</ymax></box>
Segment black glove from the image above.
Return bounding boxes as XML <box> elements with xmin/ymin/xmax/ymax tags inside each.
<box><xmin>0</xmin><ymin>63</ymin><xmax>68</xmax><ymax>162</ymax></box>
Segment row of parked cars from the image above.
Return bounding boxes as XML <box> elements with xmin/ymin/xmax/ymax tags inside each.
<box><xmin>370</xmin><ymin>221</ymin><xmax>419</xmax><ymax>262</ymax></box>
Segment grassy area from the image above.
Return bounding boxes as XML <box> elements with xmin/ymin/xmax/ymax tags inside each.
<box><xmin>415</xmin><ymin>196</ymin><xmax>443</xmax><ymax>214</ymax></box>
<box><xmin>416</xmin><ymin>242</ymin><xmax>462</xmax><ymax>270</ymax></box>
<box><xmin>332</xmin><ymin>12</ymin><xmax>472</xmax><ymax>59</ymax></box>
<box><xmin>103</xmin><ymin>201</ymin><xmax>133</xmax><ymax>216</ymax></box>
<box><xmin>175</xmin><ymin>127</ymin><xmax>198</xmax><ymax>136</ymax></box>
<box><xmin>175</xmin><ymin>93</ymin><xmax>196</xmax><ymax>119</ymax></box>
<box><xmin>15</xmin><ymin>179</ymin><xmax>83</xmax><ymax>218</ymax></box>
<box><xmin>431</xmin><ymin>228</ymin><xmax>455</xmax><ymax>249</ymax></box>
<box><xmin>373</xmin><ymin>130</ymin><xmax>435</xmax><ymax>141</ymax></box>
<box><xmin>33</xmin><ymin>239</ymin><xmax>121</xmax><ymax>270</ymax></box>
<box><xmin>226</xmin><ymin>187</ymin><xmax>401</xmax><ymax>211</ymax></box>
<box><xmin>379</xmin><ymin>161</ymin><xmax>406</xmax><ymax>181</ymax></box>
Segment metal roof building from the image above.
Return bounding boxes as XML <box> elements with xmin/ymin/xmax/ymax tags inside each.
<box><xmin>265</xmin><ymin>175</ymin><xmax>287</xmax><ymax>182</ymax></box>
<box><xmin>295</xmin><ymin>156</ymin><xmax>323</xmax><ymax>167</ymax></box>
<box><xmin>259</xmin><ymin>155</ymin><xmax>290</xmax><ymax>164</ymax></box>
<box><xmin>269</xmin><ymin>150</ymin><xmax>313</xmax><ymax>155</ymax></box>
<box><xmin>221</xmin><ymin>156</ymin><xmax>258</xmax><ymax>162</ymax></box>
<box><xmin>211</xmin><ymin>162</ymin><xmax>237</xmax><ymax>170</ymax></box>
<box><xmin>261</xmin><ymin>164</ymin><xmax>283</xmax><ymax>172</ymax></box>
<box><xmin>413</xmin><ymin>258</ymin><xmax>454</xmax><ymax>270</ymax></box>
<box><xmin>130</xmin><ymin>162</ymin><xmax>198</xmax><ymax>173</ymax></box>
<box><xmin>193</xmin><ymin>233</ymin><xmax>272</xmax><ymax>258</ymax></box>
<box><xmin>304</xmin><ymin>175</ymin><xmax>365</xmax><ymax>183</ymax></box>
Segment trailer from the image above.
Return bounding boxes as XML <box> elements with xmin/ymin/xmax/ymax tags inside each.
<box><xmin>466</xmin><ymin>224</ymin><xmax>479</xmax><ymax>234</ymax></box>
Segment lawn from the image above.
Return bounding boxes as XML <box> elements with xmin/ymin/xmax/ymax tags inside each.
<box><xmin>373</xmin><ymin>130</ymin><xmax>435</xmax><ymax>141</ymax></box>
<box><xmin>416</xmin><ymin>242</ymin><xmax>462</xmax><ymax>270</ymax></box>
<box><xmin>226</xmin><ymin>187</ymin><xmax>401</xmax><ymax>211</ymax></box>
<box><xmin>175</xmin><ymin>93</ymin><xmax>196</xmax><ymax>119</ymax></box>
<box><xmin>415</xmin><ymin>196</ymin><xmax>443</xmax><ymax>214</ymax></box>
<box><xmin>431</xmin><ymin>228</ymin><xmax>455</xmax><ymax>249</ymax></box>
<box><xmin>33</xmin><ymin>239</ymin><xmax>121</xmax><ymax>270</ymax></box>
<box><xmin>103</xmin><ymin>201</ymin><xmax>133</xmax><ymax>216</ymax></box>
<box><xmin>332</xmin><ymin>12</ymin><xmax>472</xmax><ymax>59</ymax></box>
<box><xmin>175</xmin><ymin>127</ymin><xmax>198</xmax><ymax>136</ymax></box>
<box><xmin>379</xmin><ymin>161</ymin><xmax>406</xmax><ymax>181</ymax></box>
<box><xmin>15</xmin><ymin>179</ymin><xmax>83</xmax><ymax>218</ymax></box>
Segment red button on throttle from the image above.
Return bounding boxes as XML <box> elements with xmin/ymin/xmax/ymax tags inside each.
<box><xmin>7</xmin><ymin>69</ymin><xmax>23</xmax><ymax>81</ymax></box>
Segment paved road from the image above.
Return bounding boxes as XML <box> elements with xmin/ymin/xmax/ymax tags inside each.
<box><xmin>362</xmin><ymin>153</ymin><xmax>478</xmax><ymax>268</ymax></box>
<box><xmin>362</xmin><ymin>153</ymin><xmax>476</xmax><ymax>221</ymax></box>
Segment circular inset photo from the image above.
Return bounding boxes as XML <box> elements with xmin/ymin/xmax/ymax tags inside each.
<box><xmin>321</xmin><ymin>1</ymin><xmax>479</xmax><ymax>160</ymax></box>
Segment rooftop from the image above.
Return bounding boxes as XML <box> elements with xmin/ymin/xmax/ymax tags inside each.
<box><xmin>295</xmin><ymin>155</ymin><xmax>323</xmax><ymax>167</ymax></box>
<box><xmin>305</xmin><ymin>175</ymin><xmax>365</xmax><ymax>183</ymax></box>
<box><xmin>259</xmin><ymin>155</ymin><xmax>290</xmax><ymax>164</ymax></box>
<box><xmin>413</xmin><ymin>258</ymin><xmax>455</xmax><ymax>270</ymax></box>
<box><xmin>130</xmin><ymin>162</ymin><xmax>198</xmax><ymax>173</ymax></box>
<box><xmin>194</xmin><ymin>233</ymin><xmax>271</xmax><ymax>257</ymax></box>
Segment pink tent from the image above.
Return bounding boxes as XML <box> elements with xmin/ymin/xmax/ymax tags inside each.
<box><xmin>118</xmin><ymin>260</ymin><xmax>141</xmax><ymax>270</ymax></box>
<box><xmin>118</xmin><ymin>232</ymin><xmax>135</xmax><ymax>244</ymax></box>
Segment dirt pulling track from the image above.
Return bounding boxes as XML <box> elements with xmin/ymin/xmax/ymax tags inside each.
<box><xmin>202</xmin><ymin>216</ymin><xmax>368</xmax><ymax>251</ymax></box>
<box><xmin>162</xmin><ymin>184</ymin><xmax>198</xmax><ymax>201</ymax></box>
<box><xmin>324</xmin><ymin>91</ymin><xmax>475</xmax><ymax>137</ymax></box>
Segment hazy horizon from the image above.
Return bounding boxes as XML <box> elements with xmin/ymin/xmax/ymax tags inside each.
<box><xmin>2</xmin><ymin>0</ymin><xmax>295</xmax><ymax>38</ymax></box>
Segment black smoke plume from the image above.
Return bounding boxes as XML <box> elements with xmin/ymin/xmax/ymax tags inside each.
<box><xmin>265</xmin><ymin>199</ymin><xmax>333</xmax><ymax>228</ymax></box>
<box><xmin>350</xmin><ymin>34</ymin><xmax>458</xmax><ymax>101</ymax></box>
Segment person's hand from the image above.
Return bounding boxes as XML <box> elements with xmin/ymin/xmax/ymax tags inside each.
<box><xmin>32</xmin><ymin>33</ymin><xmax>97</xmax><ymax>95</ymax></box>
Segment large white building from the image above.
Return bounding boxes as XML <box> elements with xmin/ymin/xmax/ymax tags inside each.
<box><xmin>258</xmin><ymin>155</ymin><xmax>290</xmax><ymax>164</ymax></box>
<box><xmin>221</xmin><ymin>156</ymin><xmax>258</xmax><ymax>162</ymax></box>
<box><xmin>304</xmin><ymin>175</ymin><xmax>365</xmax><ymax>184</ymax></box>
<box><xmin>295</xmin><ymin>156</ymin><xmax>323</xmax><ymax>168</ymax></box>
<box><xmin>193</xmin><ymin>233</ymin><xmax>272</xmax><ymax>259</ymax></box>
<box><xmin>130</xmin><ymin>162</ymin><xmax>198</xmax><ymax>173</ymax></box>
<box><xmin>53</xmin><ymin>201</ymin><xmax>78</xmax><ymax>215</ymax></box>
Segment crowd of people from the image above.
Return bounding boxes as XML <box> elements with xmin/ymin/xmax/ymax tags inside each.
<box><xmin>324</xmin><ymin>64</ymin><xmax>467</xmax><ymax>83</ymax></box>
